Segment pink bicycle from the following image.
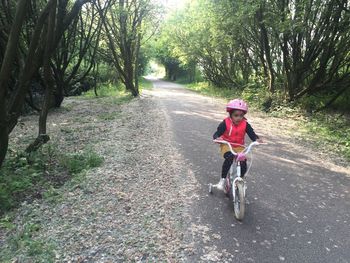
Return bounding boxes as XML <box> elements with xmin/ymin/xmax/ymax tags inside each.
<box><xmin>209</xmin><ymin>139</ymin><xmax>264</xmax><ymax>221</ymax></box>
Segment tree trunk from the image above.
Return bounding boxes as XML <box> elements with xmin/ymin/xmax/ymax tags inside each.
<box><xmin>53</xmin><ymin>80</ymin><xmax>65</xmax><ymax>107</ymax></box>
<box><xmin>165</xmin><ymin>67</ymin><xmax>169</xmax><ymax>79</ymax></box>
<box><xmin>27</xmin><ymin>1</ymin><xmax>57</xmax><ymax>152</ymax></box>
<box><xmin>7</xmin><ymin>0</ymin><xmax>55</xmax><ymax>133</ymax></box>
<box><xmin>125</xmin><ymin>74</ymin><xmax>138</xmax><ymax>97</ymax></box>
<box><xmin>0</xmin><ymin>0</ymin><xmax>28</xmax><ymax>167</ymax></box>
<box><xmin>124</xmin><ymin>52</ymin><xmax>138</xmax><ymax>96</ymax></box>
<box><xmin>286</xmin><ymin>71</ymin><xmax>301</xmax><ymax>101</ymax></box>
<box><xmin>134</xmin><ymin>33</ymin><xmax>141</xmax><ymax>91</ymax></box>
<box><xmin>40</xmin><ymin>1</ymin><xmax>56</xmax><ymax>135</ymax></box>
<box><xmin>0</xmin><ymin>99</ymin><xmax>8</xmax><ymax>168</ymax></box>
<box><xmin>257</xmin><ymin>6</ymin><xmax>275</xmax><ymax>93</ymax></box>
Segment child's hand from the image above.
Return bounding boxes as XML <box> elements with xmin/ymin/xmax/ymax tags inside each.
<box><xmin>257</xmin><ymin>138</ymin><xmax>264</xmax><ymax>143</ymax></box>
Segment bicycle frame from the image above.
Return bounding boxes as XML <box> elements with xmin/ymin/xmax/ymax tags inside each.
<box><xmin>209</xmin><ymin>139</ymin><xmax>265</xmax><ymax>220</ymax></box>
<box><xmin>213</xmin><ymin>139</ymin><xmax>260</xmax><ymax>198</ymax></box>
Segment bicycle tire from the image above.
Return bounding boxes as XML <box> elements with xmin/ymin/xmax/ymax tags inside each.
<box><xmin>233</xmin><ymin>181</ymin><xmax>245</xmax><ymax>221</ymax></box>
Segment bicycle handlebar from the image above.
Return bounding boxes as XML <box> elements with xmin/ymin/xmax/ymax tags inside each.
<box><xmin>213</xmin><ymin>139</ymin><xmax>264</xmax><ymax>156</ymax></box>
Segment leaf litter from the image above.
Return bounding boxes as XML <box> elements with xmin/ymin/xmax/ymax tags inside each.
<box><xmin>0</xmin><ymin>94</ymin><xmax>222</xmax><ymax>262</ymax></box>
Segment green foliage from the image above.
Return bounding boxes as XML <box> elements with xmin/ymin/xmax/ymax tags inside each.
<box><xmin>82</xmin><ymin>82</ymin><xmax>124</xmax><ymax>98</ymax></box>
<box><xmin>186</xmin><ymin>81</ymin><xmax>350</xmax><ymax>161</ymax></box>
<box><xmin>42</xmin><ymin>186</ymin><xmax>62</xmax><ymax>204</ymax></box>
<box><xmin>0</xmin><ymin>145</ymin><xmax>104</xmax><ymax>215</ymax></box>
<box><xmin>139</xmin><ymin>77</ymin><xmax>153</xmax><ymax>90</ymax></box>
<box><xmin>97</xmin><ymin>112</ymin><xmax>120</xmax><ymax>121</ymax></box>
<box><xmin>0</xmin><ymin>145</ymin><xmax>104</xmax><ymax>260</ymax></box>
<box><xmin>0</xmin><ymin>213</ymin><xmax>15</xmax><ymax>230</ymax></box>
<box><xmin>174</xmin><ymin>66</ymin><xmax>204</xmax><ymax>84</ymax></box>
<box><xmin>299</xmin><ymin>90</ymin><xmax>350</xmax><ymax>113</ymax></box>
<box><xmin>332</xmin><ymin>89</ymin><xmax>350</xmax><ymax>112</ymax></box>
<box><xmin>82</xmin><ymin>78</ymin><xmax>152</xmax><ymax>101</ymax></box>
<box><xmin>60</xmin><ymin>150</ymin><xmax>104</xmax><ymax>175</ymax></box>
<box><xmin>186</xmin><ymin>82</ymin><xmax>240</xmax><ymax>99</ymax></box>
<box><xmin>144</xmin><ymin>60</ymin><xmax>166</xmax><ymax>77</ymax></box>
<box><xmin>302</xmin><ymin>114</ymin><xmax>350</xmax><ymax>160</ymax></box>
<box><xmin>81</xmin><ymin>81</ymin><xmax>134</xmax><ymax>104</ymax></box>
<box><xmin>94</xmin><ymin>63</ymin><xmax>119</xmax><ymax>84</ymax></box>
<box><xmin>0</xmin><ymin>222</ymin><xmax>56</xmax><ymax>262</ymax></box>
<box><xmin>106</xmin><ymin>95</ymin><xmax>134</xmax><ymax>105</ymax></box>
<box><xmin>156</xmin><ymin>0</ymin><xmax>350</xmax><ymax>112</ymax></box>
<box><xmin>150</xmin><ymin>8</ymin><xmax>199</xmax><ymax>81</ymax></box>
<box><xmin>0</xmin><ymin>148</ymin><xmax>51</xmax><ymax>214</ymax></box>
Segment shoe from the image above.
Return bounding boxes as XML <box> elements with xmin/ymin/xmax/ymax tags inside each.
<box><xmin>216</xmin><ymin>178</ymin><xmax>225</xmax><ymax>191</ymax></box>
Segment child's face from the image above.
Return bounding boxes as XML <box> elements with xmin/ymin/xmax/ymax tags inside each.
<box><xmin>231</xmin><ymin>110</ymin><xmax>245</xmax><ymax>123</ymax></box>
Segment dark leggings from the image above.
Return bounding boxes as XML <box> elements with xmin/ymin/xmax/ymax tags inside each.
<box><xmin>221</xmin><ymin>152</ymin><xmax>247</xmax><ymax>178</ymax></box>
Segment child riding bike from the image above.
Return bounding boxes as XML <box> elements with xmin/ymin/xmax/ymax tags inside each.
<box><xmin>213</xmin><ymin>99</ymin><xmax>263</xmax><ymax>191</ymax></box>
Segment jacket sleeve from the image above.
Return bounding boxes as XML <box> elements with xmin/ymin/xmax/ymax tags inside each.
<box><xmin>213</xmin><ymin>121</ymin><xmax>226</xmax><ymax>139</ymax></box>
<box><xmin>246</xmin><ymin>122</ymin><xmax>259</xmax><ymax>141</ymax></box>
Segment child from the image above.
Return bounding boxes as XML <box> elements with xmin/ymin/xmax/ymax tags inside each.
<box><xmin>213</xmin><ymin>99</ymin><xmax>262</xmax><ymax>190</ymax></box>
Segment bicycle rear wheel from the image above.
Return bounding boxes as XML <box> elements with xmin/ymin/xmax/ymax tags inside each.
<box><xmin>233</xmin><ymin>181</ymin><xmax>245</xmax><ymax>221</ymax></box>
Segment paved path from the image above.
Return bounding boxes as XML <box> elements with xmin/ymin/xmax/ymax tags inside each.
<box><xmin>150</xmin><ymin>78</ymin><xmax>350</xmax><ymax>263</ymax></box>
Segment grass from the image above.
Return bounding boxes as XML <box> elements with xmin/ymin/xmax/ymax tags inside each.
<box><xmin>301</xmin><ymin>113</ymin><xmax>350</xmax><ymax>160</ymax></box>
<box><xmin>0</xmin><ymin>144</ymin><xmax>104</xmax><ymax>215</ymax></box>
<box><xmin>0</xmin><ymin>146</ymin><xmax>54</xmax><ymax>214</ymax></box>
<box><xmin>184</xmin><ymin>81</ymin><xmax>350</xmax><ymax>162</ymax></box>
<box><xmin>0</xmin><ymin>78</ymin><xmax>127</xmax><ymax>261</ymax></box>
<box><xmin>139</xmin><ymin>77</ymin><xmax>153</xmax><ymax>91</ymax></box>
<box><xmin>186</xmin><ymin>82</ymin><xmax>240</xmax><ymax>100</ymax></box>
<box><xmin>60</xmin><ymin>149</ymin><xmax>104</xmax><ymax>175</ymax></box>
<box><xmin>82</xmin><ymin>82</ymin><xmax>131</xmax><ymax>98</ymax></box>
<box><xmin>97</xmin><ymin>111</ymin><xmax>121</xmax><ymax>121</ymax></box>
<box><xmin>79</xmin><ymin>78</ymin><xmax>153</xmax><ymax>106</ymax></box>
<box><xmin>81</xmin><ymin>77</ymin><xmax>152</xmax><ymax>100</ymax></box>
<box><xmin>0</xmin><ymin>145</ymin><xmax>104</xmax><ymax>262</ymax></box>
<box><xmin>80</xmin><ymin>82</ymin><xmax>134</xmax><ymax>106</ymax></box>
<box><xmin>5</xmin><ymin>223</ymin><xmax>56</xmax><ymax>262</ymax></box>
<box><xmin>0</xmin><ymin>209</ymin><xmax>56</xmax><ymax>262</ymax></box>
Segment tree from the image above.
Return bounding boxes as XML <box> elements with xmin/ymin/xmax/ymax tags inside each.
<box><xmin>96</xmin><ymin>0</ymin><xmax>155</xmax><ymax>96</ymax></box>
<box><xmin>0</xmin><ymin>0</ymin><xmax>28</xmax><ymax>167</ymax></box>
<box><xmin>52</xmin><ymin>4</ymin><xmax>102</xmax><ymax>106</ymax></box>
<box><xmin>0</xmin><ymin>0</ymin><xmax>91</xmax><ymax>167</ymax></box>
<box><xmin>157</xmin><ymin>0</ymin><xmax>350</xmax><ymax>106</ymax></box>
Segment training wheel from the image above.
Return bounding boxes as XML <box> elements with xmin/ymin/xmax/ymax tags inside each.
<box><xmin>209</xmin><ymin>183</ymin><xmax>213</xmax><ymax>194</ymax></box>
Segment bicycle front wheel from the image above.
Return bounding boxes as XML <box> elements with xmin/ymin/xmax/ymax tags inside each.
<box><xmin>233</xmin><ymin>181</ymin><xmax>245</xmax><ymax>221</ymax></box>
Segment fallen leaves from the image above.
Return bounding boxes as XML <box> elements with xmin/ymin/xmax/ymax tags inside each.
<box><xmin>1</xmin><ymin>96</ymin><xmax>197</xmax><ymax>262</ymax></box>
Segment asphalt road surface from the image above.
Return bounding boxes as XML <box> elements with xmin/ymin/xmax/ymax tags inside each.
<box><xmin>149</xmin><ymin>78</ymin><xmax>350</xmax><ymax>263</ymax></box>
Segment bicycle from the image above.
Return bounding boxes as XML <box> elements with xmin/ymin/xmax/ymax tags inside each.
<box><xmin>209</xmin><ymin>139</ymin><xmax>263</xmax><ymax>221</ymax></box>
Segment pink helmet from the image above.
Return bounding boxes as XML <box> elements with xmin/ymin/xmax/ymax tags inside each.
<box><xmin>226</xmin><ymin>99</ymin><xmax>248</xmax><ymax>113</ymax></box>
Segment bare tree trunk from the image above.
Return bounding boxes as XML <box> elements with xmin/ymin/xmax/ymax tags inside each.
<box><xmin>53</xmin><ymin>75</ymin><xmax>65</xmax><ymax>107</ymax></box>
<box><xmin>0</xmin><ymin>0</ymin><xmax>28</xmax><ymax>167</ymax></box>
<box><xmin>125</xmin><ymin>70</ymin><xmax>138</xmax><ymax>97</ymax></box>
<box><xmin>7</xmin><ymin>0</ymin><xmax>55</xmax><ymax>133</ymax></box>
<box><xmin>134</xmin><ymin>33</ymin><xmax>141</xmax><ymax>91</ymax></box>
<box><xmin>39</xmin><ymin>1</ymin><xmax>56</xmax><ymax>134</ymax></box>
<box><xmin>256</xmin><ymin>6</ymin><xmax>275</xmax><ymax>93</ymax></box>
<box><xmin>27</xmin><ymin>1</ymin><xmax>57</xmax><ymax>152</ymax></box>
